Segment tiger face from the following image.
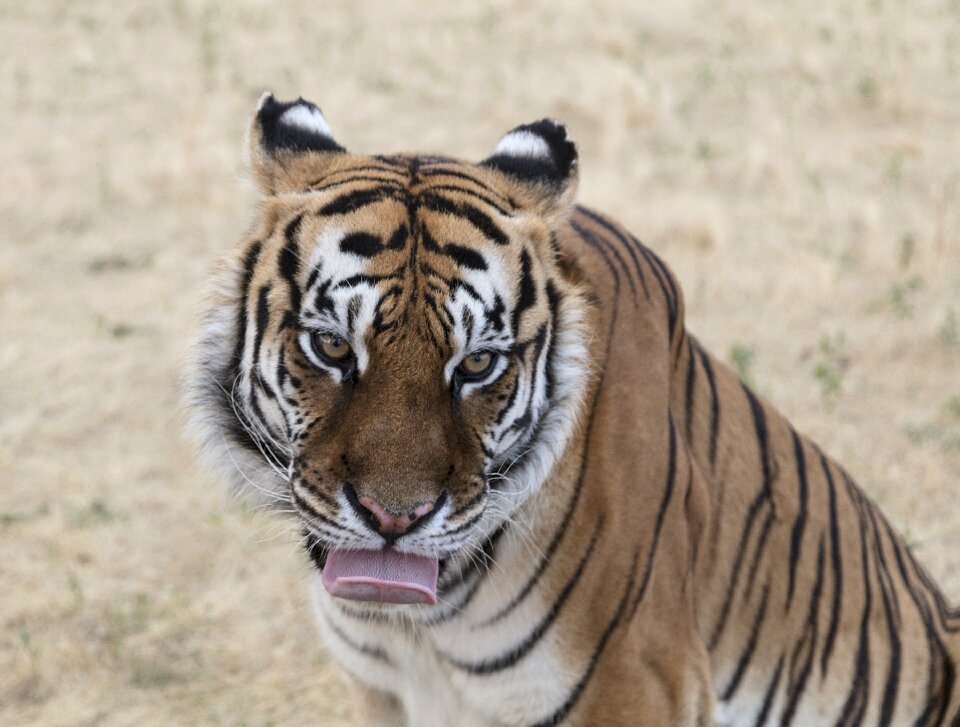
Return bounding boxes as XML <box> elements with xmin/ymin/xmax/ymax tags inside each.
<box><xmin>186</xmin><ymin>95</ymin><xmax>591</xmax><ymax>607</ymax></box>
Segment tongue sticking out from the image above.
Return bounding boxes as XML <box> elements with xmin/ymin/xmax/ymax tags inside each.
<box><xmin>322</xmin><ymin>549</ymin><xmax>439</xmax><ymax>605</ymax></box>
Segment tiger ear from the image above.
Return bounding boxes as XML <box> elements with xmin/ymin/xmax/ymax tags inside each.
<box><xmin>247</xmin><ymin>93</ymin><xmax>346</xmax><ymax>194</ymax></box>
<box><xmin>480</xmin><ymin>119</ymin><xmax>578</xmax><ymax>217</ymax></box>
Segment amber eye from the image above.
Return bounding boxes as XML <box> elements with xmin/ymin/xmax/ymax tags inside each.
<box><xmin>313</xmin><ymin>332</ymin><xmax>352</xmax><ymax>363</ymax></box>
<box><xmin>457</xmin><ymin>351</ymin><xmax>496</xmax><ymax>379</ymax></box>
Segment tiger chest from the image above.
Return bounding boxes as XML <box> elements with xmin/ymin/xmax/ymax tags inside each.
<box><xmin>313</xmin><ymin>576</ymin><xmax>572</xmax><ymax>727</ymax></box>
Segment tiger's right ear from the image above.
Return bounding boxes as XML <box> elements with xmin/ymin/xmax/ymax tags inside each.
<box><xmin>247</xmin><ymin>93</ymin><xmax>346</xmax><ymax>194</ymax></box>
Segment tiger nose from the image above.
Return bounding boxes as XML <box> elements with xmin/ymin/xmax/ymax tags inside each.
<box><xmin>356</xmin><ymin>495</ymin><xmax>436</xmax><ymax>536</ymax></box>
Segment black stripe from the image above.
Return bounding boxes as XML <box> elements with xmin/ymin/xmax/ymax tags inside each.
<box><xmin>697</xmin><ymin>345</ymin><xmax>721</xmax><ymax>467</ymax></box>
<box><xmin>511</xmin><ymin>247</ymin><xmax>536</xmax><ymax>334</ymax></box>
<box><xmin>418</xmin><ymin>166</ymin><xmax>515</xmax><ymax>206</ymax></box>
<box><xmin>530</xmin><ymin>547</ymin><xmax>642</xmax><ymax>727</ymax></box>
<box><xmin>573</xmin><ymin>212</ymin><xmax>639</xmax><ymax>301</ymax></box>
<box><xmin>835</xmin><ymin>482</ymin><xmax>872</xmax><ymax>727</ymax></box>
<box><xmin>318</xmin><ymin>187</ymin><xmax>397</xmax><ymax>216</ymax></box>
<box><xmin>638</xmin><ymin>242</ymin><xmax>679</xmax><ymax>336</ymax></box>
<box><xmin>684</xmin><ymin>338</ymin><xmax>698</xmax><ymax>443</ymax></box>
<box><xmin>231</xmin><ymin>241</ymin><xmax>263</xmax><ymax>369</ymax></box>
<box><xmin>864</xmin><ymin>506</ymin><xmax>901</xmax><ymax>727</ymax></box>
<box><xmin>709</xmin><ymin>384</ymin><xmax>774</xmax><ymax>649</ymax></box>
<box><xmin>745</xmin><ymin>507</ymin><xmax>776</xmax><ymax>601</ymax></box>
<box><xmin>444</xmin><ymin>243</ymin><xmax>487</xmax><ymax>271</ymax></box>
<box><xmin>575</xmin><ymin>206</ymin><xmax>648</xmax><ymax>299</ymax></box>
<box><xmin>252</xmin><ymin>284</ymin><xmax>271</xmax><ymax>380</ymax></box>
<box><xmin>420</xmin><ymin>194</ymin><xmax>509</xmax><ymax>245</ymax></box>
<box><xmin>310</xmin><ymin>175</ymin><xmax>405</xmax><ymax>196</ymax></box>
<box><xmin>721</xmin><ymin>582</ymin><xmax>771</xmax><ymax>700</ymax></box>
<box><xmin>780</xmin><ymin>537</ymin><xmax>826</xmax><ymax>725</ymax></box>
<box><xmin>628</xmin><ymin>417</ymin><xmax>678</xmax><ymax>618</ymax></box>
<box><xmin>480</xmin><ymin>408</ymin><xmax>588</xmax><ymax>624</ymax></box>
<box><xmin>430</xmin><ymin>525</ymin><xmax>506</xmax><ymax>623</ymax></box>
<box><xmin>449</xmin><ymin>517</ymin><xmax>603</xmax><ymax>675</ymax></box>
<box><xmin>753</xmin><ymin>654</ymin><xmax>785</xmax><ymax>727</ymax></box>
<box><xmin>279</xmin><ymin>214</ymin><xmax>304</xmax><ymax>313</ymax></box>
<box><xmin>879</xmin><ymin>516</ymin><xmax>954</xmax><ymax>726</ymax></box>
<box><xmin>339</xmin><ymin>231</ymin><xmax>382</xmax><ymax>258</ymax></box>
<box><xmin>420</xmin><ymin>183</ymin><xmax>512</xmax><ymax>217</ymax></box>
<box><xmin>786</xmin><ymin>428</ymin><xmax>809</xmax><ymax>609</ymax></box>
<box><xmin>324</xmin><ymin>616</ymin><xmax>391</xmax><ymax>663</ymax></box>
<box><xmin>819</xmin><ymin>452</ymin><xmax>844</xmax><ymax>679</ymax></box>
<box><xmin>308</xmin><ymin>162</ymin><xmax>405</xmax><ymax>187</ymax></box>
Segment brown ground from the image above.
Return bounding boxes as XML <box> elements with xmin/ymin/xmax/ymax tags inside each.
<box><xmin>2</xmin><ymin>1</ymin><xmax>958</xmax><ymax>725</ymax></box>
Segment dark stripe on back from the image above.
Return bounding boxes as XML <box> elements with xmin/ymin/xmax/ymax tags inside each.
<box><xmin>575</xmin><ymin>206</ymin><xmax>648</xmax><ymax>300</ymax></box>
<box><xmin>786</xmin><ymin>428</ymin><xmax>809</xmax><ymax>609</ymax></box>
<box><xmin>572</xmin><ymin>212</ymin><xmax>639</xmax><ymax>301</ymax></box>
<box><xmin>835</xmin><ymin>481</ymin><xmax>873</xmax><ymax>727</ymax></box>
<box><xmin>697</xmin><ymin>344</ymin><xmax>721</xmax><ymax>467</ymax></box>
<box><xmin>684</xmin><ymin>338</ymin><xmax>698</xmax><ymax>442</ymax></box>
<box><xmin>819</xmin><ymin>451</ymin><xmax>844</xmax><ymax>680</ymax></box>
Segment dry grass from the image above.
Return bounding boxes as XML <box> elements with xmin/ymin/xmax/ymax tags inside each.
<box><xmin>1</xmin><ymin>1</ymin><xmax>958</xmax><ymax>724</ymax></box>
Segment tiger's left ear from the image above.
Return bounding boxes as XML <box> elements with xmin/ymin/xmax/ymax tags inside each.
<box><xmin>480</xmin><ymin>119</ymin><xmax>578</xmax><ymax>218</ymax></box>
<box><xmin>246</xmin><ymin>93</ymin><xmax>346</xmax><ymax>194</ymax></box>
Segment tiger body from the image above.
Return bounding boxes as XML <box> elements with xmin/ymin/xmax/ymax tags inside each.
<box><xmin>184</xmin><ymin>95</ymin><xmax>960</xmax><ymax>726</ymax></box>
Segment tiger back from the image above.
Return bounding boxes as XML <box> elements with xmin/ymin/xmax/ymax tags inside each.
<box><xmin>184</xmin><ymin>95</ymin><xmax>960</xmax><ymax>726</ymax></box>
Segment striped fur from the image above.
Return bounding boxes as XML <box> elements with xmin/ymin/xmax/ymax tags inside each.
<box><xmin>183</xmin><ymin>96</ymin><xmax>960</xmax><ymax>726</ymax></box>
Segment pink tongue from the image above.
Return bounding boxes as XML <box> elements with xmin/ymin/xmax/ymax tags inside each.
<box><xmin>322</xmin><ymin>549</ymin><xmax>439</xmax><ymax>605</ymax></box>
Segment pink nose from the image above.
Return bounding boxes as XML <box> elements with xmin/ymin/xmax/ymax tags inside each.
<box><xmin>357</xmin><ymin>495</ymin><xmax>436</xmax><ymax>536</ymax></box>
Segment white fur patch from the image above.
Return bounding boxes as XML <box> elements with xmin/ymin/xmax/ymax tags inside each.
<box><xmin>492</xmin><ymin>130</ymin><xmax>552</xmax><ymax>159</ymax></box>
<box><xmin>280</xmin><ymin>103</ymin><xmax>334</xmax><ymax>138</ymax></box>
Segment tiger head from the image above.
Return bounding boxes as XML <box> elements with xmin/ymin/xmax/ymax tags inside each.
<box><xmin>185</xmin><ymin>95</ymin><xmax>591</xmax><ymax>607</ymax></box>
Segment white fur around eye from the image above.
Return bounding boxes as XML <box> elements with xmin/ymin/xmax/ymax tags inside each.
<box><xmin>280</xmin><ymin>104</ymin><xmax>334</xmax><ymax>138</ymax></box>
<box><xmin>492</xmin><ymin>130</ymin><xmax>552</xmax><ymax>159</ymax></box>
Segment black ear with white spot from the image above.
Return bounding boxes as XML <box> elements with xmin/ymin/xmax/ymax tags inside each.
<box><xmin>481</xmin><ymin>120</ymin><xmax>578</xmax><ymax>216</ymax></box>
<box><xmin>247</xmin><ymin>93</ymin><xmax>346</xmax><ymax>193</ymax></box>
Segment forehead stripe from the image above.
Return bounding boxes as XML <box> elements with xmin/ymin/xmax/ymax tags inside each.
<box><xmin>421</xmin><ymin>183</ymin><xmax>513</xmax><ymax>217</ymax></box>
<box><xmin>339</xmin><ymin>231</ymin><xmax>382</xmax><ymax>258</ymax></box>
<box><xmin>420</xmin><ymin>193</ymin><xmax>508</xmax><ymax>245</ymax></box>
<box><xmin>418</xmin><ymin>166</ymin><xmax>514</xmax><ymax>206</ymax></box>
<box><xmin>317</xmin><ymin>186</ymin><xmax>400</xmax><ymax>217</ymax></box>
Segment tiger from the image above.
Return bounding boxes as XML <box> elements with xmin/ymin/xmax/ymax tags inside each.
<box><xmin>183</xmin><ymin>93</ymin><xmax>960</xmax><ymax>726</ymax></box>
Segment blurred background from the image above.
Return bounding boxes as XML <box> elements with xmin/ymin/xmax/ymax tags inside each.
<box><xmin>2</xmin><ymin>1</ymin><xmax>958</xmax><ymax>724</ymax></box>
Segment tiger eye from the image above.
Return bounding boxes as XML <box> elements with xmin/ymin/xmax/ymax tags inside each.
<box><xmin>458</xmin><ymin>351</ymin><xmax>495</xmax><ymax>377</ymax></box>
<box><xmin>315</xmin><ymin>332</ymin><xmax>352</xmax><ymax>361</ymax></box>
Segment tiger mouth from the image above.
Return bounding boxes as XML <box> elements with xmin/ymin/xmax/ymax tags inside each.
<box><xmin>303</xmin><ymin>531</ymin><xmax>450</xmax><ymax>605</ymax></box>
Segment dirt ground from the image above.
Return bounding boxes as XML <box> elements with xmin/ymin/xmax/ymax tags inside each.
<box><xmin>1</xmin><ymin>1</ymin><xmax>958</xmax><ymax>725</ymax></box>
